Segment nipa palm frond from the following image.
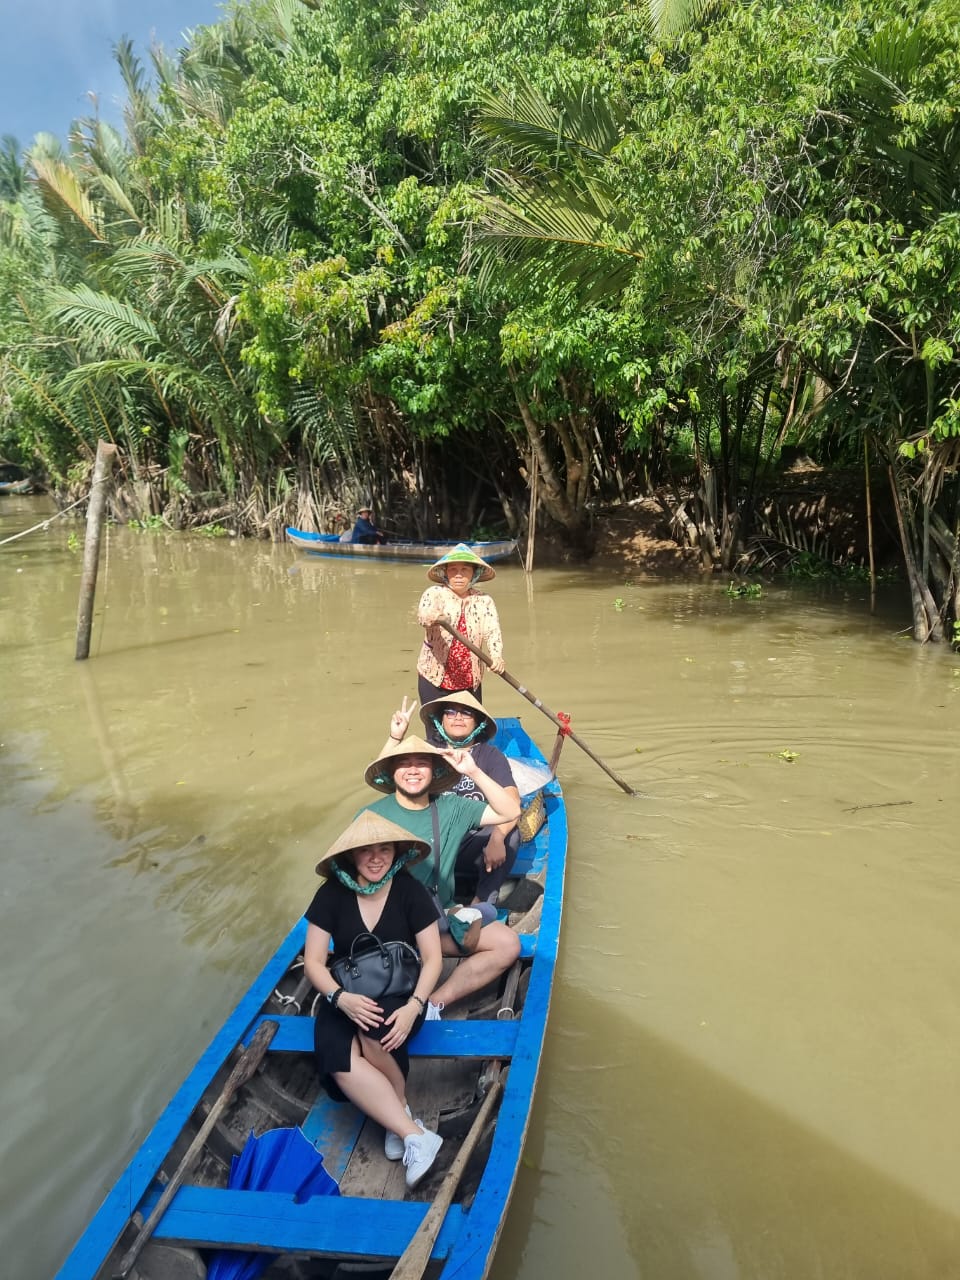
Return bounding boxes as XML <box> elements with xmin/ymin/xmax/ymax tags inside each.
<box><xmin>474</xmin><ymin>165</ymin><xmax>641</xmax><ymax>300</ymax></box>
<box><xmin>475</xmin><ymin>77</ymin><xmax>625</xmax><ymax>167</ymax></box>
<box><xmin>833</xmin><ymin>18</ymin><xmax>953</xmax><ymax>214</ymax></box>
<box><xmin>289</xmin><ymin>385</ymin><xmax>361</xmax><ymax>466</ymax></box>
<box><xmin>29</xmin><ymin>152</ymin><xmax>105</xmax><ymax>243</ymax></box>
<box><xmin>647</xmin><ymin>0</ymin><xmax>726</xmax><ymax>41</ymax></box>
<box><xmin>46</xmin><ymin>284</ymin><xmax>161</xmax><ymax>356</ymax></box>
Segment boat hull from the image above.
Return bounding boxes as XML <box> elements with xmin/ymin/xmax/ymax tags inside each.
<box><xmin>285</xmin><ymin>528</ymin><xmax>518</xmax><ymax>564</ymax></box>
<box><xmin>56</xmin><ymin>717</ymin><xmax>566</xmax><ymax>1280</ymax></box>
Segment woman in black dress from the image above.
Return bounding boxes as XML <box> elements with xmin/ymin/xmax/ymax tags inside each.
<box><xmin>303</xmin><ymin>810</ymin><xmax>444</xmax><ymax>1188</ymax></box>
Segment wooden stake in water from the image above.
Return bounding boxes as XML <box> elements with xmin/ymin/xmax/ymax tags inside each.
<box><xmin>525</xmin><ymin>452</ymin><xmax>539</xmax><ymax>573</ymax></box>
<box><xmin>75</xmin><ymin>440</ymin><xmax>118</xmax><ymax>661</ymax></box>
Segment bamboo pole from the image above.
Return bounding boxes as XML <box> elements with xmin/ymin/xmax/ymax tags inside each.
<box><xmin>75</xmin><ymin>440</ymin><xmax>118</xmax><ymax>660</ymax></box>
<box><xmin>524</xmin><ymin>453</ymin><xmax>539</xmax><ymax>573</ymax></box>
<box><xmin>864</xmin><ymin>436</ymin><xmax>876</xmax><ymax>615</ymax></box>
<box><xmin>115</xmin><ymin>1020</ymin><xmax>280</xmax><ymax>1278</ymax></box>
<box><xmin>438</xmin><ymin>622</ymin><xmax>637</xmax><ymax>796</ymax></box>
<box><xmin>389</xmin><ymin>1079</ymin><xmax>503</xmax><ymax>1280</ymax></box>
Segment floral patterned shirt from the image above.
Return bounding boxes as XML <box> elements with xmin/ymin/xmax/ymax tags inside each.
<box><xmin>416</xmin><ymin>585</ymin><xmax>503</xmax><ymax>688</ymax></box>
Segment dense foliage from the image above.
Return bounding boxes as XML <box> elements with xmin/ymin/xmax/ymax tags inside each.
<box><xmin>1</xmin><ymin>0</ymin><xmax>959</xmax><ymax>637</ymax></box>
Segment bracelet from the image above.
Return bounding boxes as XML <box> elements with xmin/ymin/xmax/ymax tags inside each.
<box><xmin>390</xmin><ymin>734</ymin><xmax>402</xmax><ymax>741</ymax></box>
<box><xmin>329</xmin><ymin>987</ymin><xmax>345</xmax><ymax>1010</ymax></box>
<box><xmin>408</xmin><ymin>994</ymin><xmax>426</xmax><ymax>1010</ymax></box>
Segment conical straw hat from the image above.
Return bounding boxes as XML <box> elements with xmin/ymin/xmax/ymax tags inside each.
<box><xmin>314</xmin><ymin>809</ymin><xmax>430</xmax><ymax>875</ymax></box>
<box><xmin>363</xmin><ymin>734</ymin><xmax>460</xmax><ymax>795</ymax></box>
<box><xmin>419</xmin><ymin>689</ymin><xmax>497</xmax><ymax>743</ymax></box>
<box><xmin>426</xmin><ymin>543</ymin><xmax>495</xmax><ymax>584</ymax></box>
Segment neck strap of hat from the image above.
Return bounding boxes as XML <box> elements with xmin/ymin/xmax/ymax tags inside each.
<box><xmin>332</xmin><ymin>848</ymin><xmax>419</xmax><ymax>896</ymax></box>
<box><xmin>431</xmin><ymin>716</ymin><xmax>485</xmax><ymax>748</ymax></box>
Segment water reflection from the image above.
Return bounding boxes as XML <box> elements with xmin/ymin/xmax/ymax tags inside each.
<box><xmin>496</xmin><ymin>983</ymin><xmax>960</xmax><ymax>1279</ymax></box>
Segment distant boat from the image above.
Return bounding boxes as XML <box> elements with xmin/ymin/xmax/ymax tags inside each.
<box><xmin>55</xmin><ymin>715</ymin><xmax>566</xmax><ymax>1280</ymax></box>
<box><xmin>286</xmin><ymin>527</ymin><xmax>518</xmax><ymax>563</ymax></box>
<box><xmin>0</xmin><ymin>477</ymin><xmax>36</xmax><ymax>495</ymax></box>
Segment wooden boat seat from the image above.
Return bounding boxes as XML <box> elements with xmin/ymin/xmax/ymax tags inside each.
<box><xmin>142</xmin><ymin>1184</ymin><xmax>467</xmax><ymax>1258</ymax></box>
<box><xmin>244</xmin><ymin>1017</ymin><xmax>521</xmax><ymax>1058</ymax></box>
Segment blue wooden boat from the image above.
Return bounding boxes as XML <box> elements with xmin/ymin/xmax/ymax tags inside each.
<box><xmin>56</xmin><ymin>717</ymin><xmax>566</xmax><ymax>1280</ymax></box>
<box><xmin>286</xmin><ymin>528</ymin><xmax>518</xmax><ymax>564</ymax></box>
<box><xmin>0</xmin><ymin>477</ymin><xmax>36</xmax><ymax>494</ymax></box>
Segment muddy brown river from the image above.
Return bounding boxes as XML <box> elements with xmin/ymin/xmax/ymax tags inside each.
<box><xmin>2</xmin><ymin>495</ymin><xmax>959</xmax><ymax>1279</ymax></box>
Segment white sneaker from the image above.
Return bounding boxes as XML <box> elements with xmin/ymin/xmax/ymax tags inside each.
<box><xmin>384</xmin><ymin>1105</ymin><xmax>414</xmax><ymax>1161</ymax></box>
<box><xmin>403</xmin><ymin>1127</ymin><xmax>443</xmax><ymax>1188</ymax></box>
<box><xmin>425</xmin><ymin>1001</ymin><xmax>444</xmax><ymax>1022</ymax></box>
<box><xmin>452</xmin><ymin>906</ymin><xmax>482</xmax><ymax>925</ymax></box>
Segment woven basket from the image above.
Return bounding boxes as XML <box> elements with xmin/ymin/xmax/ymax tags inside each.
<box><xmin>517</xmin><ymin>791</ymin><xmax>546</xmax><ymax>843</ymax></box>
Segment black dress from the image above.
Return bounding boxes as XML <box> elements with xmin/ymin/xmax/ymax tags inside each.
<box><xmin>305</xmin><ymin>871</ymin><xmax>437</xmax><ymax>1099</ymax></box>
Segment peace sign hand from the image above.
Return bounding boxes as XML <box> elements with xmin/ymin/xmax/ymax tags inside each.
<box><xmin>389</xmin><ymin>695</ymin><xmax>418</xmax><ymax>742</ymax></box>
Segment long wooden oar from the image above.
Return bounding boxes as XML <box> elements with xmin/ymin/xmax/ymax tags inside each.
<box><xmin>115</xmin><ymin>1019</ymin><xmax>279</xmax><ymax>1278</ymax></box>
<box><xmin>437</xmin><ymin>621</ymin><xmax>636</xmax><ymax>796</ymax></box>
<box><xmin>389</xmin><ymin>1077</ymin><xmax>504</xmax><ymax>1280</ymax></box>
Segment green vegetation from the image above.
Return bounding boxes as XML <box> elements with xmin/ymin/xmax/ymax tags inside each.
<box><xmin>1</xmin><ymin>0</ymin><xmax>959</xmax><ymax>639</ymax></box>
<box><xmin>724</xmin><ymin>581</ymin><xmax>763</xmax><ymax>599</ymax></box>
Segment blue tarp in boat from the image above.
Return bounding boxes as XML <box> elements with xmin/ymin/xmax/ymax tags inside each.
<box><xmin>206</xmin><ymin>1127</ymin><xmax>339</xmax><ymax>1280</ymax></box>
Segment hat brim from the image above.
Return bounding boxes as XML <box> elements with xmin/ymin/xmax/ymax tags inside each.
<box><xmin>426</xmin><ymin>544</ymin><xmax>495</xmax><ymax>584</ymax></box>
<box><xmin>427</xmin><ymin>563</ymin><xmax>496</xmax><ymax>584</ymax></box>
<box><xmin>314</xmin><ymin>810</ymin><xmax>432</xmax><ymax>875</ymax></box>
<box><xmin>419</xmin><ymin>692</ymin><xmax>497</xmax><ymax>743</ymax></box>
<box><xmin>363</xmin><ymin>735</ymin><xmax>460</xmax><ymax>796</ymax></box>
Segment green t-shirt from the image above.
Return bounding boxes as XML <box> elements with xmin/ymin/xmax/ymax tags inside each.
<box><xmin>363</xmin><ymin>792</ymin><xmax>483</xmax><ymax>908</ymax></box>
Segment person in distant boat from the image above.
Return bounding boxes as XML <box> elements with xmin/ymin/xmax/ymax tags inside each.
<box><xmin>303</xmin><ymin>810</ymin><xmax>444</xmax><ymax>1188</ymax></box>
<box><xmin>388</xmin><ymin>692</ymin><xmax>521</xmax><ymax>908</ymax></box>
<box><xmin>416</xmin><ymin>544</ymin><xmax>504</xmax><ymax>710</ymax></box>
<box><xmin>360</xmin><ymin>733</ymin><xmax>521</xmax><ymax>1017</ymax></box>
<box><xmin>351</xmin><ymin>505</ymin><xmax>386</xmax><ymax>544</ymax></box>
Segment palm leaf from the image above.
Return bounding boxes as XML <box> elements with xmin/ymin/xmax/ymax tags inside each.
<box><xmin>835</xmin><ymin>17</ymin><xmax>959</xmax><ymax>215</ymax></box>
<box><xmin>647</xmin><ymin>0</ymin><xmax>725</xmax><ymax>40</ymax></box>
<box><xmin>46</xmin><ymin>284</ymin><xmax>161</xmax><ymax>354</ymax></box>
<box><xmin>476</xmin><ymin>78</ymin><xmax>625</xmax><ymax>166</ymax></box>
<box><xmin>29</xmin><ymin>153</ymin><xmax>105</xmax><ymax>242</ymax></box>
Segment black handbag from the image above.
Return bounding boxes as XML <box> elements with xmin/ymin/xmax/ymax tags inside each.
<box><xmin>330</xmin><ymin>932</ymin><xmax>421</xmax><ymax>1001</ymax></box>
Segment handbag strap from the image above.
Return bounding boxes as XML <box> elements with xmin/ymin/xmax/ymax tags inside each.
<box><xmin>349</xmin><ymin>931</ymin><xmax>388</xmax><ymax>962</ymax></box>
<box><xmin>429</xmin><ymin>799</ymin><xmax>441</xmax><ymax>896</ymax></box>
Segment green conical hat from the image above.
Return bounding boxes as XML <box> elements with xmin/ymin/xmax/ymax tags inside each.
<box><xmin>426</xmin><ymin>543</ymin><xmax>495</xmax><ymax>584</ymax></box>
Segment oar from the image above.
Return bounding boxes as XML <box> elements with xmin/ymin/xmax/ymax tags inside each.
<box><xmin>115</xmin><ymin>1019</ymin><xmax>279</xmax><ymax>1278</ymax></box>
<box><xmin>437</xmin><ymin>621</ymin><xmax>636</xmax><ymax>796</ymax></box>
<box><xmin>389</xmin><ymin>1077</ymin><xmax>504</xmax><ymax>1280</ymax></box>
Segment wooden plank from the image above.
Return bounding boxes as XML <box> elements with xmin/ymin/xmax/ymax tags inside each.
<box><xmin>338</xmin><ymin>1067</ymin><xmax>445</xmax><ymax>1201</ymax></box>
<box><xmin>300</xmin><ymin>1092</ymin><xmax>365</xmax><ymax>1184</ymax></box>
<box><xmin>146</xmin><ymin>1187</ymin><xmax>467</xmax><ymax>1257</ymax></box>
<box><xmin>246</xmin><ymin>1018</ymin><xmax>520</xmax><ymax>1058</ymax></box>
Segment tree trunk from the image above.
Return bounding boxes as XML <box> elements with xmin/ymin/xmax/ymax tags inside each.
<box><xmin>888</xmin><ymin>464</ymin><xmax>942</xmax><ymax>642</ymax></box>
<box><xmin>508</xmin><ymin>367</ymin><xmax>589</xmax><ymax>542</ymax></box>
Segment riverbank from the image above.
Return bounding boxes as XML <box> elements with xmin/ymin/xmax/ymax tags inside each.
<box><xmin>559</xmin><ymin>466</ymin><xmax>901</xmax><ymax>581</ymax></box>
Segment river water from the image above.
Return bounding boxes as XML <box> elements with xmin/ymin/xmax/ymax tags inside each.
<box><xmin>2</xmin><ymin>496</ymin><xmax>959</xmax><ymax>1280</ymax></box>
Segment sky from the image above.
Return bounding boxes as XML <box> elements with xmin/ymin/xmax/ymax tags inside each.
<box><xmin>0</xmin><ymin>0</ymin><xmax>227</xmax><ymax>148</ymax></box>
